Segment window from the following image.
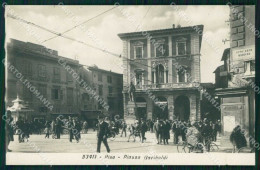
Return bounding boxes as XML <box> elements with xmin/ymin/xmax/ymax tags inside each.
<box><xmin>66</xmin><ymin>72</ymin><xmax>73</xmax><ymax>82</ymax></box>
<box><xmin>155</xmin><ymin>65</ymin><xmax>165</xmax><ymax>84</ymax></box>
<box><xmin>108</xmin><ymin>86</ymin><xmax>113</xmax><ymax>95</ymax></box>
<box><xmin>136</xmin><ymin>73</ymin><xmax>143</xmax><ymax>87</ymax></box>
<box><xmin>53</xmin><ymin>67</ymin><xmax>60</xmax><ymax>81</ymax></box>
<box><xmin>244</xmin><ymin>60</ymin><xmax>255</xmax><ymax>75</ymax></box>
<box><xmin>178</xmin><ymin>70</ymin><xmax>185</xmax><ymax>82</ymax></box>
<box><xmin>107</xmin><ymin>75</ymin><xmax>112</xmax><ymax>83</ymax></box>
<box><xmin>51</xmin><ymin>86</ymin><xmax>62</xmax><ymax>100</ymax></box>
<box><xmin>98</xmin><ymin>102</ymin><xmax>103</xmax><ymax>110</ymax></box>
<box><xmin>82</xmin><ymin>93</ymin><xmax>89</xmax><ymax>101</ymax></box>
<box><xmin>98</xmin><ymin>85</ymin><xmax>103</xmax><ymax>96</ymax></box>
<box><xmin>98</xmin><ymin>73</ymin><xmax>102</xmax><ymax>82</ymax></box>
<box><xmin>155</xmin><ymin>44</ymin><xmax>166</xmax><ymax>57</ymax></box>
<box><xmin>38</xmin><ymin>64</ymin><xmax>46</xmax><ymax>77</ymax></box>
<box><xmin>250</xmin><ymin>61</ymin><xmax>255</xmax><ymax>72</ymax></box>
<box><xmin>134</xmin><ymin>46</ymin><xmax>143</xmax><ymax>59</ymax></box>
<box><xmin>67</xmin><ymin>88</ymin><xmax>73</xmax><ymax>105</ymax></box>
<box><xmin>177</xmin><ymin>42</ymin><xmax>186</xmax><ymax>55</ymax></box>
<box><xmin>38</xmin><ymin>84</ymin><xmax>47</xmax><ymax>97</ymax></box>
<box><xmin>23</xmin><ymin>61</ymin><xmax>32</xmax><ymax>77</ymax></box>
<box><xmin>108</xmin><ymin>99</ymin><xmax>114</xmax><ymax>111</ymax></box>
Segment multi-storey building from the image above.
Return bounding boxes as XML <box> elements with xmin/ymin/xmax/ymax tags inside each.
<box><xmin>215</xmin><ymin>6</ymin><xmax>255</xmax><ymax>145</ymax></box>
<box><xmin>80</xmin><ymin>66</ymin><xmax>123</xmax><ymax>120</ymax></box>
<box><xmin>118</xmin><ymin>25</ymin><xmax>204</xmax><ymax>122</ymax></box>
<box><xmin>6</xmin><ymin>39</ymin><xmax>81</xmax><ymax>121</ymax></box>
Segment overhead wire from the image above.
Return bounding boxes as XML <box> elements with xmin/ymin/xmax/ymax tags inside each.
<box><xmin>7</xmin><ymin>13</ymin><xmax>192</xmax><ymax>84</ymax></box>
<box><xmin>42</xmin><ymin>5</ymin><xmax>119</xmax><ymax>43</ymax></box>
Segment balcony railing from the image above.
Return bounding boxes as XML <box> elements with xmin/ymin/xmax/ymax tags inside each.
<box><xmin>136</xmin><ymin>83</ymin><xmax>195</xmax><ymax>90</ymax></box>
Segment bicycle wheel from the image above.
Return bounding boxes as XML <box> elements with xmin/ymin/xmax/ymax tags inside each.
<box><xmin>109</xmin><ymin>131</ymin><xmax>116</xmax><ymax>141</ymax></box>
<box><xmin>177</xmin><ymin>141</ymin><xmax>187</xmax><ymax>153</ymax></box>
<box><xmin>195</xmin><ymin>143</ymin><xmax>204</xmax><ymax>153</ymax></box>
<box><xmin>210</xmin><ymin>143</ymin><xmax>219</xmax><ymax>152</ymax></box>
<box><xmin>238</xmin><ymin>147</ymin><xmax>252</xmax><ymax>153</ymax></box>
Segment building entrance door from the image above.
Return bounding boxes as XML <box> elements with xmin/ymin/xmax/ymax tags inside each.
<box><xmin>174</xmin><ymin>95</ymin><xmax>190</xmax><ymax>121</ymax></box>
<box><xmin>153</xmin><ymin>97</ymin><xmax>168</xmax><ymax>120</ymax></box>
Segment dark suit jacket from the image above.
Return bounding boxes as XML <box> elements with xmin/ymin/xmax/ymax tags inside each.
<box><xmin>97</xmin><ymin>121</ymin><xmax>109</xmax><ymax>139</ymax></box>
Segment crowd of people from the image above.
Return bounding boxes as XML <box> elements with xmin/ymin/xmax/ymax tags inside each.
<box><xmin>5</xmin><ymin>112</ymin><xmax>249</xmax><ymax>153</ymax></box>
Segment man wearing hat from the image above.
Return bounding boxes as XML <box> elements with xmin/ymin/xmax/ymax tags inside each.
<box><xmin>153</xmin><ymin>118</ymin><xmax>161</xmax><ymax>144</ymax></box>
<box><xmin>97</xmin><ymin>116</ymin><xmax>110</xmax><ymax>153</ymax></box>
<box><xmin>140</xmin><ymin>118</ymin><xmax>147</xmax><ymax>143</ymax></box>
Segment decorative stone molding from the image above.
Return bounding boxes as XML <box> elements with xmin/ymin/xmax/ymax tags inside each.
<box><xmin>152</xmin><ymin>60</ymin><xmax>169</xmax><ymax>70</ymax></box>
<box><xmin>133</xmin><ymin>41</ymin><xmax>144</xmax><ymax>46</ymax></box>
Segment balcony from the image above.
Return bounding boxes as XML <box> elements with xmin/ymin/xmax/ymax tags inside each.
<box><xmin>136</xmin><ymin>83</ymin><xmax>195</xmax><ymax>90</ymax></box>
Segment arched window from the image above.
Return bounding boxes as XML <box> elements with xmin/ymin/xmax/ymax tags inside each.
<box><xmin>156</xmin><ymin>64</ymin><xmax>164</xmax><ymax>84</ymax></box>
<box><xmin>178</xmin><ymin>70</ymin><xmax>185</xmax><ymax>83</ymax></box>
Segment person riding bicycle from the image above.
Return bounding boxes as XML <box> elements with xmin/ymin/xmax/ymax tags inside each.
<box><xmin>186</xmin><ymin>121</ymin><xmax>201</xmax><ymax>149</ymax></box>
<box><xmin>201</xmin><ymin>119</ymin><xmax>212</xmax><ymax>152</ymax></box>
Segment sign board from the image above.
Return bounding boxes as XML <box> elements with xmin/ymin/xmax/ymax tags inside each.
<box><xmin>223</xmin><ymin>116</ymin><xmax>236</xmax><ymax>132</ymax></box>
<box><xmin>232</xmin><ymin>45</ymin><xmax>255</xmax><ymax>61</ymax></box>
<box><xmin>220</xmin><ymin>71</ymin><xmax>227</xmax><ymax>76</ymax></box>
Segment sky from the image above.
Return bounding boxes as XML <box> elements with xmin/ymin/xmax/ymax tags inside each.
<box><xmin>5</xmin><ymin>5</ymin><xmax>230</xmax><ymax>83</ymax></box>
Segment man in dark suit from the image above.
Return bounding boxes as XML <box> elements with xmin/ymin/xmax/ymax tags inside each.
<box><xmin>97</xmin><ymin>116</ymin><xmax>110</xmax><ymax>153</ymax></box>
<box><xmin>67</xmin><ymin>116</ymin><xmax>74</xmax><ymax>142</ymax></box>
<box><xmin>140</xmin><ymin>118</ymin><xmax>147</xmax><ymax>143</ymax></box>
<box><xmin>55</xmin><ymin>118</ymin><xmax>62</xmax><ymax>139</ymax></box>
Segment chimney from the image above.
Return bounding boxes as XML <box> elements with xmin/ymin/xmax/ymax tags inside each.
<box><xmin>172</xmin><ymin>24</ymin><xmax>175</xmax><ymax>28</ymax></box>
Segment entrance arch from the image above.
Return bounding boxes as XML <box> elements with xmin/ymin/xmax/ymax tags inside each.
<box><xmin>153</xmin><ymin>96</ymin><xmax>168</xmax><ymax>120</ymax></box>
<box><xmin>174</xmin><ymin>95</ymin><xmax>190</xmax><ymax>121</ymax></box>
<box><xmin>135</xmin><ymin>97</ymin><xmax>147</xmax><ymax>120</ymax></box>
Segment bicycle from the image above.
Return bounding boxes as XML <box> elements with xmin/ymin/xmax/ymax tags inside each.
<box><xmin>204</xmin><ymin>140</ymin><xmax>219</xmax><ymax>152</ymax></box>
<box><xmin>177</xmin><ymin>141</ymin><xmax>204</xmax><ymax>153</ymax></box>
<box><xmin>232</xmin><ymin>146</ymin><xmax>254</xmax><ymax>153</ymax></box>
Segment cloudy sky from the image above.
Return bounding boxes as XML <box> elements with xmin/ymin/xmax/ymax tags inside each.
<box><xmin>5</xmin><ymin>5</ymin><xmax>230</xmax><ymax>83</ymax></box>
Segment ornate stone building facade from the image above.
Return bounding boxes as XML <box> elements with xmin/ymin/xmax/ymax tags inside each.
<box><xmin>118</xmin><ymin>25</ymin><xmax>204</xmax><ymax>121</ymax></box>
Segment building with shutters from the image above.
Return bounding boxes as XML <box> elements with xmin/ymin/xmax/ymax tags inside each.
<box><xmin>81</xmin><ymin>66</ymin><xmax>123</xmax><ymax>120</ymax></box>
<box><xmin>6</xmin><ymin>39</ymin><xmax>81</xmax><ymax>121</ymax></box>
<box><xmin>118</xmin><ymin>24</ymin><xmax>204</xmax><ymax>121</ymax></box>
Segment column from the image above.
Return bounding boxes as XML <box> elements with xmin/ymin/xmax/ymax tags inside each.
<box><xmin>148</xmin><ymin>38</ymin><xmax>151</xmax><ymax>84</ymax></box>
<box><xmin>123</xmin><ymin>93</ymin><xmax>129</xmax><ymax>119</ymax></box>
<box><xmin>169</xmin><ymin>60</ymin><xmax>173</xmax><ymax>83</ymax></box>
<box><xmin>154</xmin><ymin>71</ymin><xmax>157</xmax><ymax>84</ymax></box>
<box><xmin>196</xmin><ymin>96</ymin><xmax>201</xmax><ymax>121</ymax></box>
<box><xmin>127</xmin><ymin>40</ymin><xmax>131</xmax><ymax>84</ymax></box>
<box><xmin>189</xmin><ymin>95</ymin><xmax>197</xmax><ymax>122</ymax></box>
<box><xmin>176</xmin><ymin>72</ymin><xmax>179</xmax><ymax>83</ymax></box>
<box><xmin>134</xmin><ymin>74</ymin><xmax>137</xmax><ymax>85</ymax></box>
<box><xmin>168</xmin><ymin>36</ymin><xmax>172</xmax><ymax>56</ymax></box>
<box><xmin>147</xmin><ymin>97</ymin><xmax>153</xmax><ymax>120</ymax></box>
<box><xmin>168</xmin><ymin>96</ymin><xmax>174</xmax><ymax>120</ymax></box>
<box><xmin>164</xmin><ymin>71</ymin><xmax>167</xmax><ymax>83</ymax></box>
<box><xmin>142</xmin><ymin>73</ymin><xmax>144</xmax><ymax>88</ymax></box>
<box><xmin>184</xmin><ymin>70</ymin><xmax>187</xmax><ymax>82</ymax></box>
